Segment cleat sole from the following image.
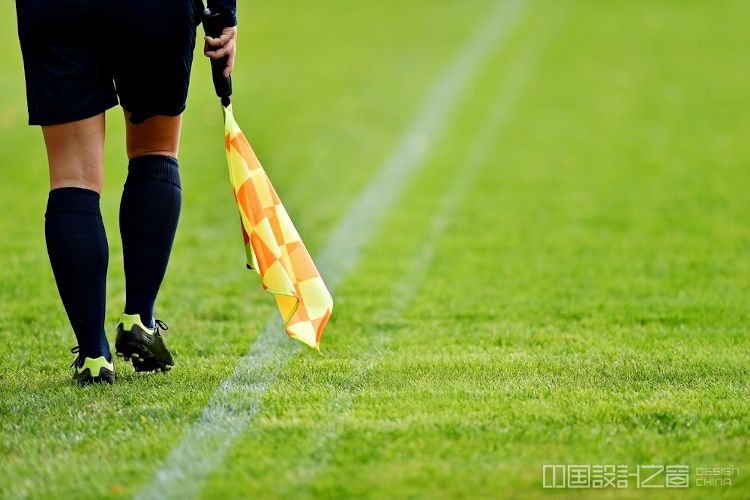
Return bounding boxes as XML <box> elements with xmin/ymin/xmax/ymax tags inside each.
<box><xmin>74</xmin><ymin>366</ymin><xmax>115</xmax><ymax>386</ymax></box>
<box><xmin>114</xmin><ymin>342</ymin><xmax>171</xmax><ymax>373</ymax></box>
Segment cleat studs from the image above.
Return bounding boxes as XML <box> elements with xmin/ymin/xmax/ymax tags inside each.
<box><xmin>131</xmin><ymin>353</ymin><xmax>139</xmax><ymax>359</ymax></box>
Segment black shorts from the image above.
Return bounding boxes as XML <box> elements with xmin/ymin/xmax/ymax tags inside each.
<box><xmin>16</xmin><ymin>0</ymin><xmax>203</xmax><ymax>126</ymax></box>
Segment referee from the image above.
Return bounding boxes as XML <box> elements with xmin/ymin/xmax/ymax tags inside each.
<box><xmin>15</xmin><ymin>0</ymin><xmax>237</xmax><ymax>384</ymax></box>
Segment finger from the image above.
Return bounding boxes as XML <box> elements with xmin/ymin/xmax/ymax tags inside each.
<box><xmin>211</xmin><ymin>39</ymin><xmax>235</xmax><ymax>59</ymax></box>
<box><xmin>204</xmin><ymin>36</ymin><xmax>225</xmax><ymax>47</ymax></box>
<box><xmin>204</xmin><ymin>43</ymin><xmax>228</xmax><ymax>59</ymax></box>
<box><xmin>207</xmin><ymin>48</ymin><xmax>228</xmax><ymax>59</ymax></box>
<box><xmin>205</xmin><ymin>50</ymin><xmax>227</xmax><ymax>60</ymax></box>
<box><xmin>223</xmin><ymin>50</ymin><xmax>236</xmax><ymax>78</ymax></box>
<box><xmin>219</xmin><ymin>28</ymin><xmax>237</xmax><ymax>43</ymax></box>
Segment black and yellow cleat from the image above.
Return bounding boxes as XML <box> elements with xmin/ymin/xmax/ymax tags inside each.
<box><xmin>115</xmin><ymin>314</ymin><xmax>174</xmax><ymax>373</ymax></box>
<box><xmin>70</xmin><ymin>346</ymin><xmax>115</xmax><ymax>385</ymax></box>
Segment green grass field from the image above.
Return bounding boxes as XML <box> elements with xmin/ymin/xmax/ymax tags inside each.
<box><xmin>1</xmin><ymin>0</ymin><xmax>749</xmax><ymax>498</ymax></box>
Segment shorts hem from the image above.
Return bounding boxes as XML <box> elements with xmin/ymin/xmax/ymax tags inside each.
<box><xmin>123</xmin><ymin>104</ymin><xmax>188</xmax><ymax>125</ymax></box>
<box><xmin>28</xmin><ymin>98</ymin><xmax>119</xmax><ymax>127</ymax></box>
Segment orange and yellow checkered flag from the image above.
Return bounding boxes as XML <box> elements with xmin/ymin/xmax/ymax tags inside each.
<box><xmin>223</xmin><ymin>105</ymin><xmax>333</xmax><ymax>351</ymax></box>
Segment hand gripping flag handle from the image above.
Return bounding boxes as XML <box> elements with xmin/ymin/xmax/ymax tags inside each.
<box><xmin>203</xmin><ymin>9</ymin><xmax>233</xmax><ymax>107</ymax></box>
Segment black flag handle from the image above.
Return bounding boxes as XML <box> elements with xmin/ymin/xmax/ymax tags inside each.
<box><xmin>203</xmin><ymin>9</ymin><xmax>233</xmax><ymax>107</ymax></box>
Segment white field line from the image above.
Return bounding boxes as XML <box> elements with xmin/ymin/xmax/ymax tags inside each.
<box><xmin>137</xmin><ymin>1</ymin><xmax>527</xmax><ymax>497</ymax></box>
<box><xmin>287</xmin><ymin>18</ymin><xmax>550</xmax><ymax>487</ymax></box>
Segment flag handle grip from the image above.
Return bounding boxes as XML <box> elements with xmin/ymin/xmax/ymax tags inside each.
<box><xmin>203</xmin><ymin>9</ymin><xmax>233</xmax><ymax>107</ymax></box>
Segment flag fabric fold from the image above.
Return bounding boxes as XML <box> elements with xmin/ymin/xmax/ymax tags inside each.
<box><xmin>223</xmin><ymin>104</ymin><xmax>333</xmax><ymax>351</ymax></box>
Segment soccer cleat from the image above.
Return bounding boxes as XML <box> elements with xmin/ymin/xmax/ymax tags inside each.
<box><xmin>115</xmin><ymin>314</ymin><xmax>174</xmax><ymax>373</ymax></box>
<box><xmin>70</xmin><ymin>346</ymin><xmax>115</xmax><ymax>385</ymax></box>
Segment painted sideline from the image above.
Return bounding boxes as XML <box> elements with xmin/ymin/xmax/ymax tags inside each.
<box><xmin>137</xmin><ymin>1</ymin><xmax>527</xmax><ymax>497</ymax></box>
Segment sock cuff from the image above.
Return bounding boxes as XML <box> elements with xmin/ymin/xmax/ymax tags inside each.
<box><xmin>127</xmin><ymin>155</ymin><xmax>181</xmax><ymax>188</ymax></box>
<box><xmin>46</xmin><ymin>187</ymin><xmax>101</xmax><ymax>216</ymax></box>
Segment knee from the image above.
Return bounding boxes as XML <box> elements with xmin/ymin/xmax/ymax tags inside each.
<box><xmin>126</xmin><ymin>114</ymin><xmax>182</xmax><ymax>160</ymax></box>
<box><xmin>43</xmin><ymin>114</ymin><xmax>105</xmax><ymax>192</ymax></box>
<box><xmin>127</xmin><ymin>133</ymin><xmax>179</xmax><ymax>159</ymax></box>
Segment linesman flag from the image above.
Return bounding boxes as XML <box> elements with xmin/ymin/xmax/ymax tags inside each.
<box><xmin>203</xmin><ymin>10</ymin><xmax>332</xmax><ymax>351</ymax></box>
<box><xmin>223</xmin><ymin>105</ymin><xmax>333</xmax><ymax>350</ymax></box>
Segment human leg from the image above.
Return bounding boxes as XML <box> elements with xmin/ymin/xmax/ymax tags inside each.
<box><xmin>43</xmin><ymin>114</ymin><xmax>112</xmax><ymax>363</ymax></box>
<box><xmin>119</xmin><ymin>114</ymin><xmax>183</xmax><ymax>328</ymax></box>
<box><xmin>110</xmin><ymin>0</ymin><xmax>199</xmax><ymax>370</ymax></box>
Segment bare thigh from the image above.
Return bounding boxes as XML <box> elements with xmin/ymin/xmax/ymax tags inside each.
<box><xmin>42</xmin><ymin>113</ymin><xmax>106</xmax><ymax>192</ymax></box>
<box><xmin>125</xmin><ymin>113</ymin><xmax>183</xmax><ymax>159</ymax></box>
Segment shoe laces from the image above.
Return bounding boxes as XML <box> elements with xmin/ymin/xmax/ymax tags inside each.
<box><xmin>69</xmin><ymin>346</ymin><xmax>81</xmax><ymax>368</ymax></box>
<box><xmin>153</xmin><ymin>319</ymin><xmax>169</xmax><ymax>335</ymax></box>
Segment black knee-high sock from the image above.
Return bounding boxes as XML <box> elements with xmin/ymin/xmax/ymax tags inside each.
<box><xmin>120</xmin><ymin>155</ymin><xmax>182</xmax><ymax>327</ymax></box>
<box><xmin>45</xmin><ymin>188</ymin><xmax>110</xmax><ymax>360</ymax></box>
